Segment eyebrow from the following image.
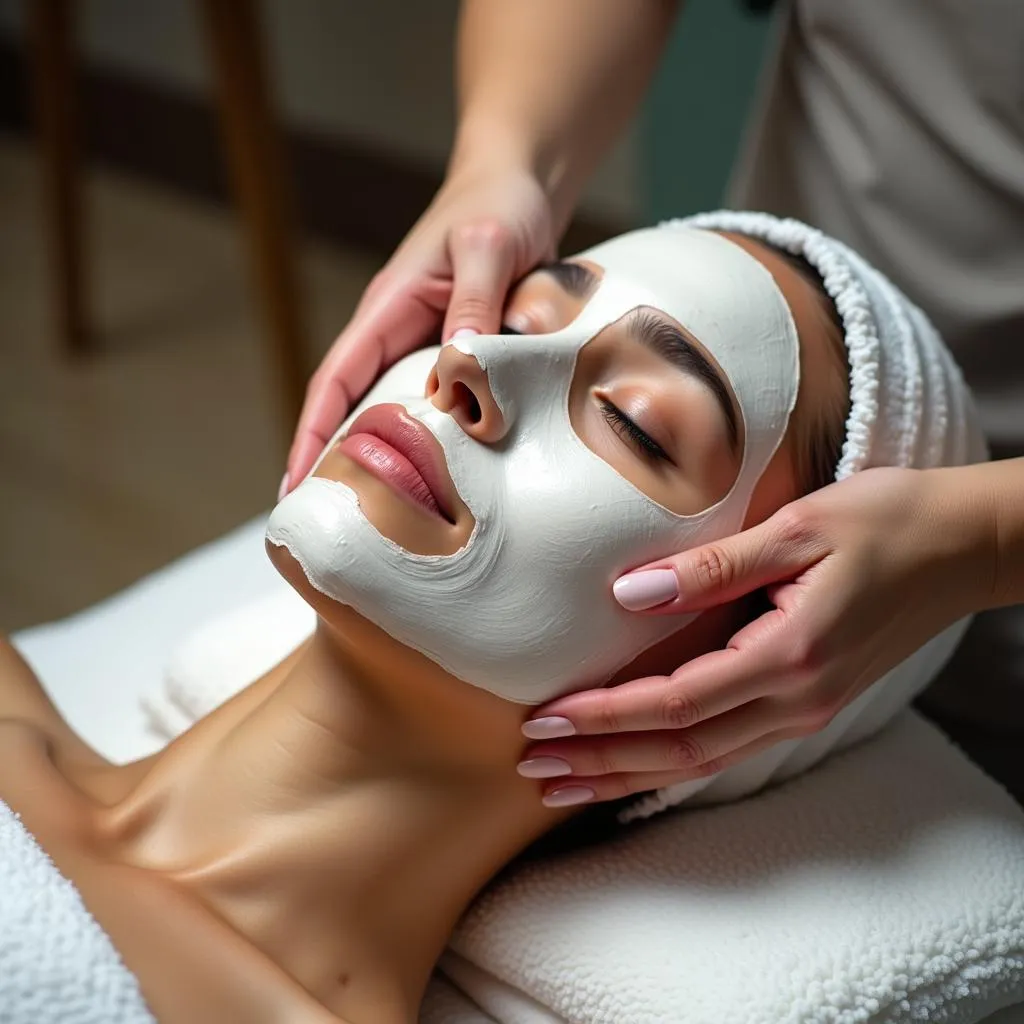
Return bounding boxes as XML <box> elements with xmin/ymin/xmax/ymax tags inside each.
<box><xmin>537</xmin><ymin>260</ymin><xmax>600</xmax><ymax>299</ymax></box>
<box><xmin>627</xmin><ymin>310</ymin><xmax>740</xmax><ymax>451</ymax></box>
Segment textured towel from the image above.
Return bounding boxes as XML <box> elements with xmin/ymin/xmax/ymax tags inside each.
<box><xmin>435</xmin><ymin>713</ymin><xmax>1024</xmax><ymax>1024</ymax></box>
<box><xmin>0</xmin><ymin>801</ymin><xmax>154</xmax><ymax>1023</ymax></box>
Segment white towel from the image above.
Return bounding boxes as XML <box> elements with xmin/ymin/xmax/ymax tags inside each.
<box><xmin>0</xmin><ymin>801</ymin><xmax>154</xmax><ymax>1023</ymax></box>
<box><xmin>433</xmin><ymin>712</ymin><xmax>1024</xmax><ymax>1024</ymax></box>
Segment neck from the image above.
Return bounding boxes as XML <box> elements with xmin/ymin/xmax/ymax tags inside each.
<box><xmin>106</xmin><ymin>619</ymin><xmax>575</xmax><ymax>1022</ymax></box>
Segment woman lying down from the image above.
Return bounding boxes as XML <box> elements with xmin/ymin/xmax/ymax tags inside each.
<box><xmin>0</xmin><ymin>213</ymin><xmax>985</xmax><ymax>1024</ymax></box>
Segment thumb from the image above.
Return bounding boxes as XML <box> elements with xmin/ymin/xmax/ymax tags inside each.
<box><xmin>613</xmin><ymin>511</ymin><xmax>819</xmax><ymax>614</ymax></box>
<box><xmin>441</xmin><ymin>221</ymin><xmax>518</xmax><ymax>340</ymax></box>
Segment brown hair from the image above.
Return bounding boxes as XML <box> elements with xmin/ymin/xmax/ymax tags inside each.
<box><xmin>761</xmin><ymin>243</ymin><xmax>850</xmax><ymax>495</ymax></box>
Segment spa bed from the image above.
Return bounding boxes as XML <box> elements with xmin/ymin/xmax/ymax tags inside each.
<box><xmin>12</xmin><ymin>516</ymin><xmax>1024</xmax><ymax>1024</ymax></box>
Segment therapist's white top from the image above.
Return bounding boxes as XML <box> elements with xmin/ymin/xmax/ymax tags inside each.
<box><xmin>730</xmin><ymin>0</ymin><xmax>1024</xmax><ymax>742</ymax></box>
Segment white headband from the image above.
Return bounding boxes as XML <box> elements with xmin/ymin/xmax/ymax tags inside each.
<box><xmin>678</xmin><ymin>211</ymin><xmax>987</xmax><ymax>475</ymax></box>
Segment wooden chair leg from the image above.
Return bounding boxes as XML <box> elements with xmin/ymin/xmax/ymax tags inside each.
<box><xmin>199</xmin><ymin>0</ymin><xmax>307</xmax><ymax>435</ymax></box>
<box><xmin>29</xmin><ymin>0</ymin><xmax>90</xmax><ymax>355</ymax></box>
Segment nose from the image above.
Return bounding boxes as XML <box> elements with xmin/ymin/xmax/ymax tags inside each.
<box><xmin>427</xmin><ymin>343</ymin><xmax>507</xmax><ymax>443</ymax></box>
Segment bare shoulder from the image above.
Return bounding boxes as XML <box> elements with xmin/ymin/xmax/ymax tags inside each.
<box><xmin>0</xmin><ymin>636</ymin><xmax>109</xmax><ymax>768</ymax></box>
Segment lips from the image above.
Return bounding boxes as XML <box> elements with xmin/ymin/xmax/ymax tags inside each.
<box><xmin>338</xmin><ymin>404</ymin><xmax>457</xmax><ymax>523</ymax></box>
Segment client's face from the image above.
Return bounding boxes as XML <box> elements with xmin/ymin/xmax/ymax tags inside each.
<box><xmin>268</xmin><ymin>227</ymin><xmax>832</xmax><ymax>703</ymax></box>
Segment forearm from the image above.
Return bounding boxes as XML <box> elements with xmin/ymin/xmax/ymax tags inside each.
<box><xmin>452</xmin><ymin>0</ymin><xmax>680</xmax><ymax>227</ymax></box>
<box><xmin>958</xmin><ymin>456</ymin><xmax>1024</xmax><ymax>609</ymax></box>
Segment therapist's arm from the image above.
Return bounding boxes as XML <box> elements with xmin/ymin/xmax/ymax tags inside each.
<box><xmin>964</xmin><ymin>456</ymin><xmax>1024</xmax><ymax>607</ymax></box>
<box><xmin>285</xmin><ymin>0</ymin><xmax>680</xmax><ymax>492</ymax></box>
<box><xmin>455</xmin><ymin>0</ymin><xmax>680</xmax><ymax>236</ymax></box>
<box><xmin>518</xmin><ymin>459</ymin><xmax>1023</xmax><ymax>807</ymax></box>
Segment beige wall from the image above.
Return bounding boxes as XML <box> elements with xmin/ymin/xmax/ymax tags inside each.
<box><xmin>0</xmin><ymin>0</ymin><xmax>639</xmax><ymax>222</ymax></box>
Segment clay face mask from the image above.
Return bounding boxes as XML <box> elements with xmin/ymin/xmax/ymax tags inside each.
<box><xmin>268</xmin><ymin>226</ymin><xmax>799</xmax><ymax>703</ymax></box>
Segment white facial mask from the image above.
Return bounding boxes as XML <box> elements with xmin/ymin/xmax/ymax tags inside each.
<box><xmin>268</xmin><ymin>227</ymin><xmax>799</xmax><ymax>703</ymax></box>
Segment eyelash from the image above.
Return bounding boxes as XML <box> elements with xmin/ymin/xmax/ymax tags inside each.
<box><xmin>501</xmin><ymin>320</ymin><xmax>671</xmax><ymax>464</ymax></box>
<box><xmin>599</xmin><ymin>399</ymin><xmax>670</xmax><ymax>463</ymax></box>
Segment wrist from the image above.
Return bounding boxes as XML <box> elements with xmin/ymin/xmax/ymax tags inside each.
<box><xmin>920</xmin><ymin>465</ymin><xmax>1001</xmax><ymax>617</ymax></box>
<box><xmin>963</xmin><ymin>457</ymin><xmax>1024</xmax><ymax>609</ymax></box>
<box><xmin>450</xmin><ymin>112</ymin><xmax>579</xmax><ymax>228</ymax></box>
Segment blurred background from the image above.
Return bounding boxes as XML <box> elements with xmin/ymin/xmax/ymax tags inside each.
<box><xmin>0</xmin><ymin>0</ymin><xmax>772</xmax><ymax>632</ymax></box>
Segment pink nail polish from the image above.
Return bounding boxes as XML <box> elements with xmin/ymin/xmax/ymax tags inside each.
<box><xmin>542</xmin><ymin>786</ymin><xmax>595</xmax><ymax>808</ymax></box>
<box><xmin>277</xmin><ymin>472</ymin><xmax>290</xmax><ymax>501</ymax></box>
<box><xmin>612</xmin><ymin>568</ymin><xmax>678</xmax><ymax>611</ymax></box>
<box><xmin>450</xmin><ymin>327</ymin><xmax>479</xmax><ymax>340</ymax></box>
<box><xmin>517</xmin><ymin>756</ymin><xmax>572</xmax><ymax>779</ymax></box>
<box><xmin>521</xmin><ymin>716</ymin><xmax>576</xmax><ymax>740</ymax></box>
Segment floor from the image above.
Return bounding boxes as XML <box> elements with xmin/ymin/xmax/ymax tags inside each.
<box><xmin>0</xmin><ymin>136</ymin><xmax>380</xmax><ymax>632</ymax></box>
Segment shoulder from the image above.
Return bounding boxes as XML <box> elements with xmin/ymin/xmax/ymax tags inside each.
<box><xmin>0</xmin><ymin>637</ymin><xmax>109</xmax><ymax>769</ymax></box>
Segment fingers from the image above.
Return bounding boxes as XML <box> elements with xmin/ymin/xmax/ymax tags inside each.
<box><xmin>536</xmin><ymin>728</ymin><xmax>798</xmax><ymax>807</ymax></box>
<box><xmin>441</xmin><ymin>220</ymin><xmax>518</xmax><ymax>341</ymax></box>
<box><xmin>287</xmin><ymin>372</ymin><xmax>357</xmax><ymax>489</ymax></box>
<box><xmin>526</xmin><ymin>652</ymin><xmax>767</xmax><ymax>739</ymax></box>
<box><xmin>525</xmin><ymin>605</ymin><xmax>810</xmax><ymax>738</ymax></box>
<box><xmin>521</xmin><ymin>696</ymin><xmax>785</xmax><ymax>777</ymax></box>
<box><xmin>285</xmin><ymin>217</ymin><xmax>519</xmax><ymax>491</ymax></box>
<box><xmin>285</xmin><ymin>278</ymin><xmax>447</xmax><ymax>489</ymax></box>
<box><xmin>613</xmin><ymin>503</ymin><xmax>826</xmax><ymax>615</ymax></box>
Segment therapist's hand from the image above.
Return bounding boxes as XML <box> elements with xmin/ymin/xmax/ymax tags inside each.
<box><xmin>518</xmin><ymin>466</ymin><xmax>995</xmax><ymax>807</ymax></box>
<box><xmin>284</xmin><ymin>161</ymin><xmax>557</xmax><ymax>494</ymax></box>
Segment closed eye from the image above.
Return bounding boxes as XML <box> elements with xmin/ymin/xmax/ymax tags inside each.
<box><xmin>599</xmin><ymin>399</ymin><xmax>672</xmax><ymax>464</ymax></box>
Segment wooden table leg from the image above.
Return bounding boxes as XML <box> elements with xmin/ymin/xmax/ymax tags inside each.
<box><xmin>29</xmin><ymin>0</ymin><xmax>90</xmax><ymax>355</ymax></box>
<box><xmin>199</xmin><ymin>0</ymin><xmax>308</xmax><ymax>436</ymax></box>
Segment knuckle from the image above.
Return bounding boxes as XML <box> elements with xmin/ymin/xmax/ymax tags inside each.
<box><xmin>692</xmin><ymin>544</ymin><xmax>733</xmax><ymax>593</ymax></box>
<box><xmin>667</xmin><ymin>734</ymin><xmax>706</xmax><ymax>770</ymax></box>
<box><xmin>454</xmin><ymin>218</ymin><xmax>511</xmax><ymax>251</ymax></box>
<box><xmin>660</xmin><ymin>691</ymin><xmax>702</xmax><ymax>729</ymax></box>
<box><xmin>590</xmin><ymin>693</ymin><xmax>622</xmax><ymax>735</ymax></box>
<box><xmin>588</xmin><ymin>741</ymin><xmax>618</xmax><ymax>778</ymax></box>
<box><xmin>449</xmin><ymin>293</ymin><xmax>493</xmax><ymax>321</ymax></box>
<box><xmin>772</xmin><ymin>503</ymin><xmax>821</xmax><ymax>552</ymax></box>
<box><xmin>603</xmin><ymin>774</ymin><xmax>639</xmax><ymax>800</ymax></box>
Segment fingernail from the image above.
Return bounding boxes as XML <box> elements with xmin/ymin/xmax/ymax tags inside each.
<box><xmin>521</xmin><ymin>716</ymin><xmax>576</xmax><ymax>740</ymax></box>
<box><xmin>450</xmin><ymin>327</ymin><xmax>479</xmax><ymax>340</ymax></box>
<box><xmin>542</xmin><ymin>786</ymin><xmax>595</xmax><ymax>808</ymax></box>
<box><xmin>612</xmin><ymin>568</ymin><xmax>678</xmax><ymax>611</ymax></box>
<box><xmin>277</xmin><ymin>472</ymin><xmax>289</xmax><ymax>501</ymax></box>
<box><xmin>517</xmin><ymin>756</ymin><xmax>572</xmax><ymax>779</ymax></box>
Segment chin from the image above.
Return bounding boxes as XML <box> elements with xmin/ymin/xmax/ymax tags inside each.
<box><xmin>265</xmin><ymin>538</ymin><xmax>323</xmax><ymax>610</ymax></box>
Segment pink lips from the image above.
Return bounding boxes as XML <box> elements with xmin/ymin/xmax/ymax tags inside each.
<box><xmin>338</xmin><ymin>404</ymin><xmax>456</xmax><ymax>523</ymax></box>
